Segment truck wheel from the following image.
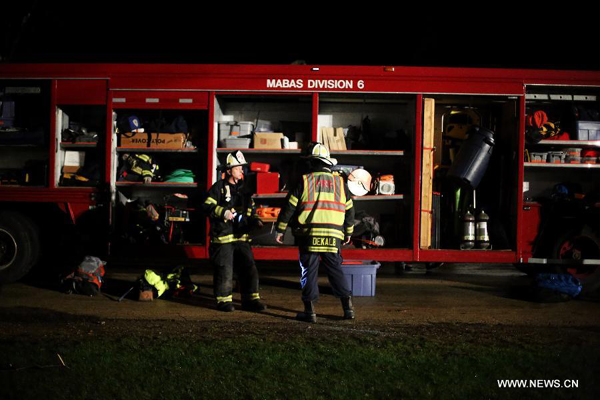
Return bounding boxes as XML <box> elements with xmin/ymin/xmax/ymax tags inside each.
<box><xmin>0</xmin><ymin>211</ymin><xmax>41</xmax><ymax>283</ymax></box>
<box><xmin>552</xmin><ymin>227</ymin><xmax>600</xmax><ymax>294</ymax></box>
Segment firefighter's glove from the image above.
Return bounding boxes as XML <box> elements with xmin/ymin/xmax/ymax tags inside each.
<box><xmin>224</xmin><ymin>209</ymin><xmax>235</xmax><ymax>221</ymax></box>
<box><xmin>275</xmin><ymin>232</ymin><xmax>285</xmax><ymax>244</ymax></box>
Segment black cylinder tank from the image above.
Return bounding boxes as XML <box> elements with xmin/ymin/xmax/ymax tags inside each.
<box><xmin>447</xmin><ymin>126</ymin><xmax>495</xmax><ymax>189</ymax></box>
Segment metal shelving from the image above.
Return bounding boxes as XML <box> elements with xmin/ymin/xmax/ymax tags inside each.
<box><xmin>524</xmin><ymin>162</ymin><xmax>600</xmax><ymax>169</ymax></box>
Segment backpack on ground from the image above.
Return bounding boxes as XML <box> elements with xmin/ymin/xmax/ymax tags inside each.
<box><xmin>531</xmin><ymin>273</ymin><xmax>582</xmax><ymax>302</ymax></box>
<box><xmin>61</xmin><ymin>256</ymin><xmax>106</xmax><ymax>296</ymax></box>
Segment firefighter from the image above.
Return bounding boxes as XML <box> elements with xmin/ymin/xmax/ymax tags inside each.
<box><xmin>275</xmin><ymin>143</ymin><xmax>355</xmax><ymax>322</ymax></box>
<box><xmin>202</xmin><ymin>151</ymin><xmax>266</xmax><ymax>312</ymax></box>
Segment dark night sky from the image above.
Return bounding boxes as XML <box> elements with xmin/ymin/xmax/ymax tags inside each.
<box><xmin>3</xmin><ymin>3</ymin><xmax>599</xmax><ymax>71</ymax></box>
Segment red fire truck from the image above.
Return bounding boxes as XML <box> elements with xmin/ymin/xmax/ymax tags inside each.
<box><xmin>0</xmin><ymin>64</ymin><xmax>599</xmax><ymax>289</ymax></box>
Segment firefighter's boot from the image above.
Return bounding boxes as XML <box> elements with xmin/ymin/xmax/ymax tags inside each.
<box><xmin>217</xmin><ymin>301</ymin><xmax>235</xmax><ymax>312</ymax></box>
<box><xmin>341</xmin><ymin>296</ymin><xmax>355</xmax><ymax>320</ymax></box>
<box><xmin>296</xmin><ymin>300</ymin><xmax>317</xmax><ymax>323</ymax></box>
<box><xmin>242</xmin><ymin>299</ymin><xmax>267</xmax><ymax>312</ymax></box>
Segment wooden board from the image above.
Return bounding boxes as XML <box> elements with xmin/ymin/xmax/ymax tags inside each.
<box><xmin>332</xmin><ymin>127</ymin><xmax>347</xmax><ymax>150</ymax></box>
<box><xmin>320</xmin><ymin>127</ymin><xmax>332</xmax><ymax>151</ymax></box>
<box><xmin>420</xmin><ymin>98</ymin><xmax>435</xmax><ymax>249</ymax></box>
<box><xmin>320</xmin><ymin>127</ymin><xmax>347</xmax><ymax>150</ymax></box>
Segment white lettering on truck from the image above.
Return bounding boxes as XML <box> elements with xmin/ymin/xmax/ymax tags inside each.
<box><xmin>266</xmin><ymin>79</ymin><xmax>365</xmax><ymax>90</ymax></box>
<box><xmin>266</xmin><ymin>79</ymin><xmax>304</xmax><ymax>89</ymax></box>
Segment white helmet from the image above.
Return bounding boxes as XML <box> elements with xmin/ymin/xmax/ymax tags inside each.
<box><xmin>347</xmin><ymin>168</ymin><xmax>372</xmax><ymax>196</ymax></box>
<box><xmin>225</xmin><ymin>150</ymin><xmax>247</xmax><ymax>169</ymax></box>
<box><xmin>307</xmin><ymin>143</ymin><xmax>337</xmax><ymax>166</ymax></box>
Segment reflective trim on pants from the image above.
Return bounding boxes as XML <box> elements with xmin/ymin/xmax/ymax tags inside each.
<box><xmin>210</xmin><ymin>242</ymin><xmax>260</xmax><ymax>302</ymax></box>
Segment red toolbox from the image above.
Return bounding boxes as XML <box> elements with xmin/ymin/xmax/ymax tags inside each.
<box><xmin>256</xmin><ymin>172</ymin><xmax>280</xmax><ymax>194</ymax></box>
<box><xmin>250</xmin><ymin>162</ymin><xmax>271</xmax><ymax>172</ymax></box>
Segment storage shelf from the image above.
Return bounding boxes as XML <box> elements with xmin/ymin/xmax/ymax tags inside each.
<box><xmin>535</xmin><ymin>140</ymin><xmax>600</xmax><ymax>147</ymax></box>
<box><xmin>216</xmin><ymin>149</ymin><xmax>406</xmax><ymax>156</ymax></box>
<box><xmin>116</xmin><ymin>181</ymin><xmax>198</xmax><ymax>188</ymax></box>
<box><xmin>117</xmin><ymin>147</ymin><xmax>198</xmax><ymax>153</ymax></box>
<box><xmin>355</xmin><ymin>194</ymin><xmax>404</xmax><ymax>200</ymax></box>
<box><xmin>60</xmin><ymin>142</ymin><xmax>98</xmax><ymax>149</ymax></box>
<box><xmin>331</xmin><ymin>150</ymin><xmax>405</xmax><ymax>156</ymax></box>
<box><xmin>216</xmin><ymin>148</ymin><xmax>302</xmax><ymax>154</ymax></box>
<box><xmin>252</xmin><ymin>193</ymin><xmax>405</xmax><ymax>200</ymax></box>
<box><xmin>252</xmin><ymin>193</ymin><xmax>287</xmax><ymax>199</ymax></box>
<box><xmin>524</xmin><ymin>162</ymin><xmax>600</xmax><ymax>169</ymax></box>
<box><xmin>527</xmin><ymin>257</ymin><xmax>600</xmax><ymax>265</ymax></box>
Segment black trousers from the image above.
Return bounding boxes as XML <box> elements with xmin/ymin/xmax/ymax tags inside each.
<box><xmin>299</xmin><ymin>250</ymin><xmax>351</xmax><ymax>302</ymax></box>
<box><xmin>210</xmin><ymin>242</ymin><xmax>259</xmax><ymax>303</ymax></box>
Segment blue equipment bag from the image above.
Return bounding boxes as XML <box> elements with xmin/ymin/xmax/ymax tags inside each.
<box><xmin>534</xmin><ymin>273</ymin><xmax>582</xmax><ymax>298</ymax></box>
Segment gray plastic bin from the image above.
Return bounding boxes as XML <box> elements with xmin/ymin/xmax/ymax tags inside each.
<box><xmin>342</xmin><ymin>260</ymin><xmax>380</xmax><ymax>297</ymax></box>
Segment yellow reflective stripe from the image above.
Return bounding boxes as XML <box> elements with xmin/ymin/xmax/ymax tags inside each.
<box><xmin>345</xmin><ymin>225</ymin><xmax>355</xmax><ymax>235</ymax></box>
<box><xmin>277</xmin><ymin>222</ymin><xmax>288</xmax><ymax>231</ymax></box>
<box><xmin>136</xmin><ymin>154</ymin><xmax>152</xmax><ymax>163</ymax></box>
<box><xmin>299</xmin><ymin>201</ymin><xmax>346</xmax><ymax>213</ymax></box>
<box><xmin>212</xmin><ymin>234</ymin><xmax>251</xmax><ymax>244</ymax></box>
<box><xmin>246</xmin><ymin>208</ymin><xmax>252</xmax><ymax>217</ymax></box>
<box><xmin>306</xmin><ymin>246</ymin><xmax>338</xmax><ymax>253</ymax></box>
<box><xmin>214</xmin><ymin>206</ymin><xmax>225</xmax><ymax>218</ymax></box>
<box><xmin>345</xmin><ymin>199</ymin><xmax>353</xmax><ymax>210</ymax></box>
<box><xmin>204</xmin><ymin>197</ymin><xmax>217</xmax><ymax>205</ymax></box>
<box><xmin>249</xmin><ymin>293</ymin><xmax>260</xmax><ymax>300</ymax></box>
<box><xmin>217</xmin><ymin>295</ymin><xmax>233</xmax><ymax>303</ymax></box>
<box><xmin>302</xmin><ymin>228</ymin><xmax>344</xmax><ymax>239</ymax></box>
<box><xmin>289</xmin><ymin>195</ymin><xmax>298</xmax><ymax>207</ymax></box>
<box><xmin>298</xmin><ymin>209</ymin><xmax>345</xmax><ymax>225</ymax></box>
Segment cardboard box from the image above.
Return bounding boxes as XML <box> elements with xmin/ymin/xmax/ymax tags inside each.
<box><xmin>120</xmin><ymin>132</ymin><xmax>187</xmax><ymax>149</ymax></box>
<box><xmin>62</xmin><ymin>166</ymin><xmax>81</xmax><ymax>174</ymax></box>
<box><xmin>64</xmin><ymin>150</ymin><xmax>85</xmax><ymax>164</ymax></box>
<box><xmin>253</xmin><ymin>133</ymin><xmax>284</xmax><ymax>149</ymax></box>
<box><xmin>63</xmin><ymin>151</ymin><xmax>85</xmax><ymax>173</ymax></box>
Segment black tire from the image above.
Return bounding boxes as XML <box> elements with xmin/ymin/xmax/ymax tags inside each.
<box><xmin>425</xmin><ymin>262</ymin><xmax>444</xmax><ymax>270</ymax></box>
<box><xmin>551</xmin><ymin>227</ymin><xmax>600</xmax><ymax>294</ymax></box>
<box><xmin>0</xmin><ymin>211</ymin><xmax>41</xmax><ymax>283</ymax></box>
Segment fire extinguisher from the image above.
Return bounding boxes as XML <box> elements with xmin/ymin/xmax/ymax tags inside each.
<box><xmin>460</xmin><ymin>210</ymin><xmax>475</xmax><ymax>250</ymax></box>
<box><xmin>476</xmin><ymin>209</ymin><xmax>490</xmax><ymax>249</ymax></box>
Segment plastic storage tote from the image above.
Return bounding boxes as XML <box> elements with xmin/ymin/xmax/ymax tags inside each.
<box><xmin>342</xmin><ymin>260</ymin><xmax>380</xmax><ymax>297</ymax></box>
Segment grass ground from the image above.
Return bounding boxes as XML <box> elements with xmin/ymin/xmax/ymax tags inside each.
<box><xmin>2</xmin><ymin>320</ymin><xmax>599</xmax><ymax>400</ymax></box>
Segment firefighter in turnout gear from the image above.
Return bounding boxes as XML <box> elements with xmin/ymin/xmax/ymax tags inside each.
<box><xmin>275</xmin><ymin>143</ymin><xmax>355</xmax><ymax>322</ymax></box>
<box><xmin>202</xmin><ymin>151</ymin><xmax>266</xmax><ymax>312</ymax></box>
<box><xmin>119</xmin><ymin>153</ymin><xmax>159</xmax><ymax>183</ymax></box>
